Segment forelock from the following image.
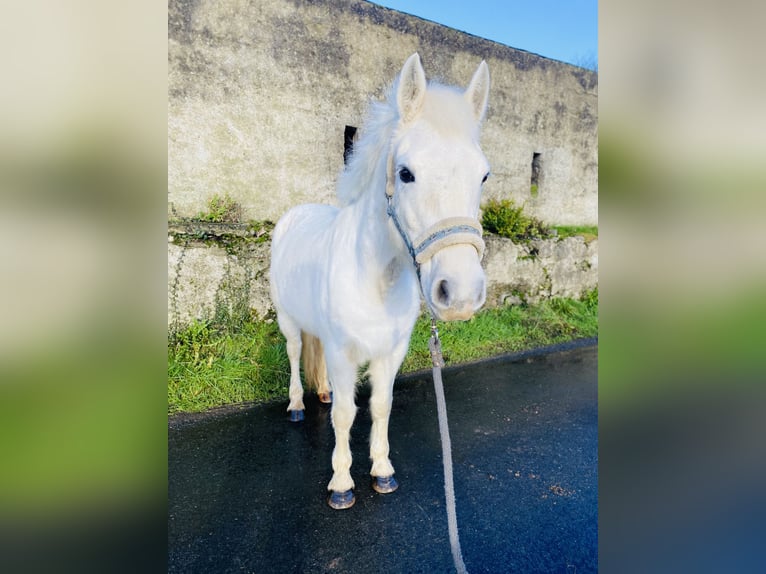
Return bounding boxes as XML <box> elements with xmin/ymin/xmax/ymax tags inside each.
<box><xmin>419</xmin><ymin>83</ymin><xmax>478</xmax><ymax>139</ymax></box>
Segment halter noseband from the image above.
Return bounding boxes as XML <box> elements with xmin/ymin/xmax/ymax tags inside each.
<box><xmin>385</xmin><ymin>151</ymin><xmax>485</xmax><ymax>281</ymax></box>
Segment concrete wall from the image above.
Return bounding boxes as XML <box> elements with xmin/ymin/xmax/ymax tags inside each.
<box><xmin>168</xmin><ymin>0</ymin><xmax>598</xmax><ymax>226</ymax></box>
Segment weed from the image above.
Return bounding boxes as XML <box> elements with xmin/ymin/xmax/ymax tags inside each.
<box><xmin>583</xmin><ymin>287</ymin><xmax>598</xmax><ymax>311</ymax></box>
<box><xmin>195</xmin><ymin>193</ymin><xmax>242</xmax><ymax>223</ymax></box>
<box><xmin>481</xmin><ymin>198</ymin><xmax>549</xmax><ymax>242</ymax></box>
<box><xmin>169</xmin><ymin>319</ymin><xmax>215</xmax><ymax>366</ymax></box>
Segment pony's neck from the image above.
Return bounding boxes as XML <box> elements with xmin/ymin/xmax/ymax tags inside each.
<box><xmin>349</xmin><ymin>160</ymin><xmax>398</xmax><ymax>263</ymax></box>
<box><xmin>343</xmin><ymin>156</ymin><xmax>416</xmax><ymax>294</ymax></box>
<box><xmin>336</xmin><ymin>102</ymin><xmax>417</xmax><ymax>291</ymax></box>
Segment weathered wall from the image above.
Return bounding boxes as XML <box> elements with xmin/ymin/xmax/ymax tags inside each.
<box><xmin>168</xmin><ymin>226</ymin><xmax>274</xmax><ymax>326</ymax></box>
<box><xmin>167</xmin><ymin>224</ymin><xmax>597</xmax><ymax>326</ymax></box>
<box><xmin>168</xmin><ymin>0</ymin><xmax>597</xmax><ymax>226</ymax></box>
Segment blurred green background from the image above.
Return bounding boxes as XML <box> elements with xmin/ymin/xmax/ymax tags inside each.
<box><xmin>1</xmin><ymin>1</ymin><xmax>765</xmax><ymax>572</ymax></box>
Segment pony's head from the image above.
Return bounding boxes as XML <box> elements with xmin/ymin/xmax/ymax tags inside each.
<box><xmin>387</xmin><ymin>53</ymin><xmax>490</xmax><ymax>321</ymax></box>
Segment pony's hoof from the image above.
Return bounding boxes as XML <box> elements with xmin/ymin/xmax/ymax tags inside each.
<box><xmin>372</xmin><ymin>475</ymin><xmax>399</xmax><ymax>494</ymax></box>
<box><xmin>328</xmin><ymin>489</ymin><xmax>355</xmax><ymax>510</ymax></box>
<box><xmin>318</xmin><ymin>391</ymin><xmax>333</xmax><ymax>404</ymax></box>
<box><xmin>288</xmin><ymin>409</ymin><xmax>304</xmax><ymax>422</ymax></box>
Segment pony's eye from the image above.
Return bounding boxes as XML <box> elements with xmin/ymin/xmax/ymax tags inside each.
<box><xmin>398</xmin><ymin>167</ymin><xmax>415</xmax><ymax>184</ymax></box>
<box><xmin>481</xmin><ymin>172</ymin><xmax>490</xmax><ymax>184</ymax></box>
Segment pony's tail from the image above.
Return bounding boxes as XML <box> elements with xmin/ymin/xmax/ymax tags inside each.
<box><xmin>301</xmin><ymin>332</ymin><xmax>332</xmax><ymax>404</ymax></box>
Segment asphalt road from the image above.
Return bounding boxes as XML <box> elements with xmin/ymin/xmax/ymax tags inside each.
<box><xmin>168</xmin><ymin>339</ymin><xmax>597</xmax><ymax>573</ymax></box>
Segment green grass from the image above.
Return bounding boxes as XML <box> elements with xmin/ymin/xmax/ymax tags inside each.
<box><xmin>168</xmin><ymin>319</ymin><xmax>290</xmax><ymax>413</ymax></box>
<box><xmin>553</xmin><ymin>225</ymin><xmax>598</xmax><ymax>242</ymax></box>
<box><xmin>168</xmin><ymin>290</ymin><xmax>598</xmax><ymax>414</ymax></box>
<box><xmin>401</xmin><ymin>290</ymin><xmax>598</xmax><ymax>372</ymax></box>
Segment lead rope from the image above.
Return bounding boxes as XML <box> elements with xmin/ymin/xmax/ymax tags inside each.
<box><xmin>429</xmin><ymin>316</ymin><xmax>469</xmax><ymax>574</ymax></box>
<box><xmin>387</xmin><ymin>165</ymin><xmax>470</xmax><ymax>573</ymax></box>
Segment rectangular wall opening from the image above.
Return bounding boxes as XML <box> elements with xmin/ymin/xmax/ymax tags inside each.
<box><xmin>531</xmin><ymin>152</ymin><xmax>542</xmax><ymax>197</ymax></box>
<box><xmin>343</xmin><ymin>125</ymin><xmax>357</xmax><ymax>166</ymax></box>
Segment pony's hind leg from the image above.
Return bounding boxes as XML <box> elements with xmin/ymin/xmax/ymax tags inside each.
<box><xmin>276</xmin><ymin>312</ymin><xmax>305</xmax><ymax>422</ymax></box>
<box><xmin>367</xmin><ymin>340</ymin><xmax>409</xmax><ymax>494</ymax></box>
<box><xmin>301</xmin><ymin>332</ymin><xmax>332</xmax><ymax>404</ymax></box>
<box><xmin>315</xmin><ymin>361</ymin><xmax>332</xmax><ymax>404</ymax></box>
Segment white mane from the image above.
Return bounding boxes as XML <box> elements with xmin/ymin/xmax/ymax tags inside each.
<box><xmin>336</xmin><ymin>88</ymin><xmax>398</xmax><ymax>206</ymax></box>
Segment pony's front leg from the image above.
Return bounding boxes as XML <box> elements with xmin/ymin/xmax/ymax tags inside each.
<box><xmin>325</xmin><ymin>350</ymin><xmax>358</xmax><ymax>509</ymax></box>
<box><xmin>367</xmin><ymin>340</ymin><xmax>409</xmax><ymax>494</ymax></box>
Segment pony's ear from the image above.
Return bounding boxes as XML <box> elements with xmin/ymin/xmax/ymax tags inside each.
<box><xmin>465</xmin><ymin>60</ymin><xmax>490</xmax><ymax>123</ymax></box>
<box><xmin>396</xmin><ymin>53</ymin><xmax>427</xmax><ymax>123</ymax></box>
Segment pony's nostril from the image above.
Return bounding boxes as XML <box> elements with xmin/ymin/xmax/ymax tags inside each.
<box><xmin>436</xmin><ymin>279</ymin><xmax>450</xmax><ymax>307</ymax></box>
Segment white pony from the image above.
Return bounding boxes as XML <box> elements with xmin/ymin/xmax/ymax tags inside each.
<box><xmin>270</xmin><ymin>53</ymin><xmax>490</xmax><ymax>509</ymax></box>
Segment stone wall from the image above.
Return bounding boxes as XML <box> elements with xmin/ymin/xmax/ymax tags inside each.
<box><xmin>168</xmin><ymin>222</ymin><xmax>273</xmax><ymax>327</ymax></box>
<box><xmin>167</xmin><ymin>224</ymin><xmax>597</xmax><ymax>327</ymax></box>
<box><xmin>168</xmin><ymin>0</ymin><xmax>597</xmax><ymax>226</ymax></box>
<box><xmin>483</xmin><ymin>236</ymin><xmax>598</xmax><ymax>307</ymax></box>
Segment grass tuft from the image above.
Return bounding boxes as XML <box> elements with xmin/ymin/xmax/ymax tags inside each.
<box><xmin>195</xmin><ymin>193</ymin><xmax>242</xmax><ymax>223</ymax></box>
<box><xmin>481</xmin><ymin>198</ymin><xmax>549</xmax><ymax>242</ymax></box>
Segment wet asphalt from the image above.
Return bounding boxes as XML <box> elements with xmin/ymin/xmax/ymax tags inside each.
<box><xmin>168</xmin><ymin>339</ymin><xmax>597</xmax><ymax>574</ymax></box>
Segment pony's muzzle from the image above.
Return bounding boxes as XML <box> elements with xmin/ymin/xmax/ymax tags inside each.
<box><xmin>429</xmin><ymin>268</ymin><xmax>486</xmax><ymax>321</ymax></box>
